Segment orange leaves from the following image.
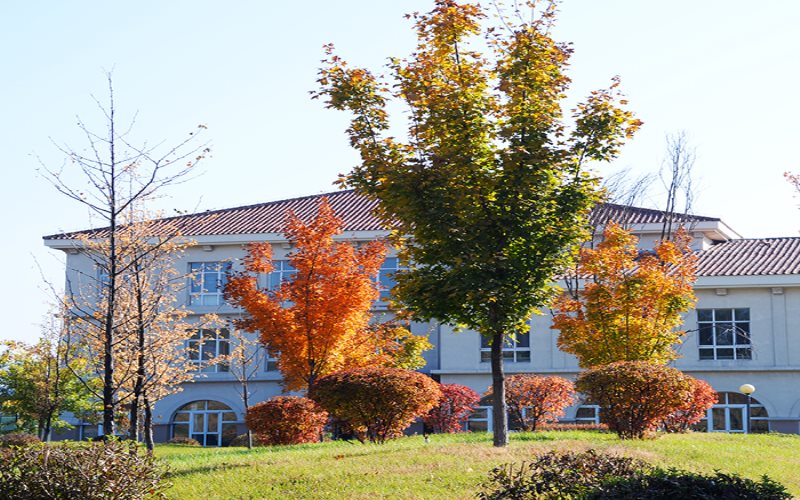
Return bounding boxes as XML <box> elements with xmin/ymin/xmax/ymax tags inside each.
<box><xmin>553</xmin><ymin>222</ymin><xmax>697</xmax><ymax>368</ymax></box>
<box><xmin>225</xmin><ymin>198</ymin><xmax>389</xmax><ymax>392</ymax></box>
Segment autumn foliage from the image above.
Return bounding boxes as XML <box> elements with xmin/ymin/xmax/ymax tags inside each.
<box><xmin>576</xmin><ymin>361</ymin><xmax>694</xmax><ymax>439</ymax></box>
<box><xmin>661</xmin><ymin>378</ymin><xmax>717</xmax><ymax>433</ymax></box>
<box><xmin>422</xmin><ymin>383</ymin><xmax>480</xmax><ymax>433</ymax></box>
<box><xmin>245</xmin><ymin>396</ymin><xmax>328</xmax><ymax>446</ymax></box>
<box><xmin>553</xmin><ymin>222</ymin><xmax>697</xmax><ymax>368</ymax></box>
<box><xmin>311</xmin><ymin>366</ymin><xmax>441</xmax><ymax>443</ymax></box>
<box><xmin>226</xmin><ymin>198</ymin><xmax>395</xmax><ymax>391</ymax></box>
<box><xmin>500</xmin><ymin>375</ymin><xmax>575</xmax><ymax>432</ymax></box>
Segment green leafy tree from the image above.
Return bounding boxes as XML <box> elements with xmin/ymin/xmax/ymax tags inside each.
<box><xmin>0</xmin><ymin>310</ymin><xmax>98</xmax><ymax>440</ymax></box>
<box><xmin>315</xmin><ymin>0</ymin><xmax>640</xmax><ymax>446</ymax></box>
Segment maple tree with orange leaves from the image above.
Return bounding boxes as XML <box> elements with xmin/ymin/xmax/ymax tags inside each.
<box><xmin>552</xmin><ymin>222</ymin><xmax>698</xmax><ymax>368</ymax></box>
<box><xmin>225</xmin><ymin>198</ymin><xmax>424</xmax><ymax>392</ymax></box>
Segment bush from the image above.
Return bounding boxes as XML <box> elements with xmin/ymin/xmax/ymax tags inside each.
<box><xmin>479</xmin><ymin>449</ymin><xmax>651</xmax><ymax>500</ymax></box>
<box><xmin>588</xmin><ymin>469</ymin><xmax>791</xmax><ymax>499</ymax></box>
<box><xmin>312</xmin><ymin>366</ymin><xmax>442</xmax><ymax>443</ymax></box>
<box><xmin>422</xmin><ymin>383</ymin><xmax>480</xmax><ymax>433</ymax></box>
<box><xmin>167</xmin><ymin>436</ymin><xmax>200</xmax><ymax>446</ymax></box>
<box><xmin>661</xmin><ymin>377</ymin><xmax>717</xmax><ymax>432</ymax></box>
<box><xmin>576</xmin><ymin>361</ymin><xmax>693</xmax><ymax>439</ymax></box>
<box><xmin>246</xmin><ymin>396</ymin><xmax>328</xmax><ymax>446</ymax></box>
<box><xmin>0</xmin><ymin>432</ymin><xmax>41</xmax><ymax>448</ymax></box>
<box><xmin>502</xmin><ymin>375</ymin><xmax>575</xmax><ymax>431</ymax></box>
<box><xmin>0</xmin><ymin>439</ymin><xmax>169</xmax><ymax>499</ymax></box>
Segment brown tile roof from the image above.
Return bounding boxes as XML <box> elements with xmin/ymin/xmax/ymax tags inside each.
<box><xmin>45</xmin><ymin>190</ymin><xmax>800</xmax><ymax>277</ymax></box>
<box><xmin>696</xmin><ymin>238</ymin><xmax>800</xmax><ymax>277</ymax></box>
<box><xmin>590</xmin><ymin>202</ymin><xmax>719</xmax><ymax>226</ymax></box>
<box><xmin>43</xmin><ymin>190</ymin><xmax>386</xmax><ymax>241</ymax></box>
<box><xmin>45</xmin><ymin>191</ymin><xmax>721</xmax><ymax>242</ymax></box>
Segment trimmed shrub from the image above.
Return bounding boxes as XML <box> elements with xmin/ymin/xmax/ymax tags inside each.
<box><xmin>588</xmin><ymin>469</ymin><xmax>791</xmax><ymax>499</ymax></box>
<box><xmin>422</xmin><ymin>383</ymin><xmax>480</xmax><ymax>433</ymax></box>
<box><xmin>312</xmin><ymin>366</ymin><xmax>442</xmax><ymax>443</ymax></box>
<box><xmin>576</xmin><ymin>361</ymin><xmax>693</xmax><ymax>439</ymax></box>
<box><xmin>246</xmin><ymin>396</ymin><xmax>328</xmax><ymax>446</ymax></box>
<box><xmin>479</xmin><ymin>449</ymin><xmax>651</xmax><ymax>500</ymax></box>
<box><xmin>502</xmin><ymin>374</ymin><xmax>575</xmax><ymax>431</ymax></box>
<box><xmin>0</xmin><ymin>439</ymin><xmax>169</xmax><ymax>499</ymax></box>
<box><xmin>167</xmin><ymin>436</ymin><xmax>200</xmax><ymax>446</ymax></box>
<box><xmin>661</xmin><ymin>377</ymin><xmax>717</xmax><ymax>433</ymax></box>
<box><xmin>0</xmin><ymin>432</ymin><xmax>41</xmax><ymax>448</ymax></box>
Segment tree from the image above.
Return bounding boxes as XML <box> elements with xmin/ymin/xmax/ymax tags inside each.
<box><xmin>218</xmin><ymin>328</ymin><xmax>264</xmax><ymax>449</ymax></box>
<box><xmin>500</xmin><ymin>374</ymin><xmax>575</xmax><ymax>432</ymax></box>
<box><xmin>553</xmin><ymin>222</ymin><xmax>697</xmax><ymax>368</ymax></box>
<box><xmin>0</xmin><ymin>310</ymin><xmax>98</xmax><ymax>441</ymax></box>
<box><xmin>311</xmin><ymin>366</ymin><xmax>441</xmax><ymax>443</ymax></box>
<box><xmin>42</xmin><ymin>75</ymin><xmax>209</xmax><ymax>435</ymax></box>
<box><xmin>315</xmin><ymin>1</ymin><xmax>641</xmax><ymax>446</ymax></box>
<box><xmin>575</xmin><ymin>361</ymin><xmax>693</xmax><ymax>439</ymax></box>
<box><xmin>65</xmin><ymin>212</ymin><xmax>206</xmax><ymax>451</ymax></box>
<box><xmin>225</xmin><ymin>198</ymin><xmax>430</xmax><ymax>392</ymax></box>
<box><xmin>422</xmin><ymin>383</ymin><xmax>479</xmax><ymax>433</ymax></box>
<box><xmin>661</xmin><ymin>377</ymin><xmax>717</xmax><ymax>433</ymax></box>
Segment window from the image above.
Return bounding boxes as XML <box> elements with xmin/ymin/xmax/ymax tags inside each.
<box><xmin>574</xmin><ymin>405</ymin><xmax>601</xmax><ymax>425</ymax></box>
<box><xmin>187</xmin><ymin>328</ymin><xmax>230</xmax><ymax>372</ymax></box>
<box><xmin>267</xmin><ymin>260</ymin><xmax>297</xmax><ymax>290</ymax></box>
<box><xmin>263</xmin><ymin>347</ymin><xmax>278</xmax><ymax>372</ymax></box>
<box><xmin>171</xmin><ymin>400</ymin><xmax>239</xmax><ymax>446</ymax></box>
<box><xmin>480</xmin><ymin>332</ymin><xmax>531</xmax><ymax>363</ymax></box>
<box><xmin>466</xmin><ymin>395</ymin><xmax>494</xmax><ymax>432</ymax></box>
<box><xmin>697</xmin><ymin>308</ymin><xmax>751</xmax><ymax>360</ymax></box>
<box><xmin>693</xmin><ymin>392</ymin><xmax>768</xmax><ymax>434</ymax></box>
<box><xmin>377</xmin><ymin>257</ymin><xmax>403</xmax><ymax>301</ymax></box>
<box><xmin>189</xmin><ymin>262</ymin><xmax>231</xmax><ymax>306</ymax></box>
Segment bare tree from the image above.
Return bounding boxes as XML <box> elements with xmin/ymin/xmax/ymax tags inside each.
<box><xmin>660</xmin><ymin>131</ymin><xmax>696</xmax><ymax>240</ymax></box>
<box><xmin>219</xmin><ymin>325</ymin><xmax>265</xmax><ymax>449</ymax></box>
<box><xmin>41</xmin><ymin>74</ymin><xmax>209</xmax><ymax>436</ymax></box>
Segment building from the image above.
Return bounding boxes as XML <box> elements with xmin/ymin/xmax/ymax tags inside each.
<box><xmin>43</xmin><ymin>190</ymin><xmax>800</xmax><ymax>444</ymax></box>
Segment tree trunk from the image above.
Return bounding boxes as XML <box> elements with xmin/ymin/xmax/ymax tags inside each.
<box><xmin>143</xmin><ymin>396</ymin><xmax>154</xmax><ymax>453</ymax></box>
<box><xmin>490</xmin><ymin>328</ymin><xmax>508</xmax><ymax>447</ymax></box>
<box><xmin>242</xmin><ymin>379</ymin><xmax>253</xmax><ymax>449</ymax></box>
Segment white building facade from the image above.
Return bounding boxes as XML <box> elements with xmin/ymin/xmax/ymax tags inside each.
<box><xmin>43</xmin><ymin>190</ymin><xmax>800</xmax><ymax>444</ymax></box>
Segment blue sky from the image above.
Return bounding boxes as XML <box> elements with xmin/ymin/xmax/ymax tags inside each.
<box><xmin>2</xmin><ymin>1</ymin><xmax>799</xmax><ymax>342</ymax></box>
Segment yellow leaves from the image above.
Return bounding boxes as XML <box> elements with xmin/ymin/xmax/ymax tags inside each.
<box><xmin>553</xmin><ymin>222</ymin><xmax>697</xmax><ymax>368</ymax></box>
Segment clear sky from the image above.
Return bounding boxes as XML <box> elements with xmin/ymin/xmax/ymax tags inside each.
<box><xmin>2</xmin><ymin>1</ymin><xmax>799</xmax><ymax>343</ymax></box>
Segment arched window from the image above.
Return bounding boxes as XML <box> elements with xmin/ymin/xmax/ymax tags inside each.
<box><xmin>171</xmin><ymin>400</ymin><xmax>239</xmax><ymax>446</ymax></box>
<box><xmin>693</xmin><ymin>392</ymin><xmax>768</xmax><ymax>433</ymax></box>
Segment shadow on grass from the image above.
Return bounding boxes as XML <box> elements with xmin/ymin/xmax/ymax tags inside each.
<box><xmin>166</xmin><ymin>461</ymin><xmax>252</xmax><ymax>479</ymax></box>
<box><xmin>510</xmin><ymin>432</ymin><xmax>556</xmax><ymax>442</ymax></box>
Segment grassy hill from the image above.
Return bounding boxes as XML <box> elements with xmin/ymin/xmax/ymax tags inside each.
<box><xmin>157</xmin><ymin>431</ymin><xmax>800</xmax><ymax>499</ymax></box>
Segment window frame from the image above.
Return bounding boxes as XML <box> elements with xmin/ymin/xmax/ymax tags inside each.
<box><xmin>187</xmin><ymin>328</ymin><xmax>230</xmax><ymax>373</ymax></box>
<box><xmin>189</xmin><ymin>261</ymin><xmax>231</xmax><ymax>306</ymax></box>
<box><xmin>697</xmin><ymin>308</ymin><xmax>752</xmax><ymax>360</ymax></box>
<box><xmin>480</xmin><ymin>332</ymin><xmax>531</xmax><ymax>363</ymax></box>
<box><xmin>171</xmin><ymin>400</ymin><xmax>239</xmax><ymax>447</ymax></box>
<box><xmin>266</xmin><ymin>260</ymin><xmax>297</xmax><ymax>291</ymax></box>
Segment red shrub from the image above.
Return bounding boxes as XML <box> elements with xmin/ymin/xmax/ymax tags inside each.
<box><xmin>422</xmin><ymin>383</ymin><xmax>480</xmax><ymax>433</ymax></box>
<box><xmin>501</xmin><ymin>375</ymin><xmax>575</xmax><ymax>431</ymax></box>
<box><xmin>661</xmin><ymin>377</ymin><xmax>717</xmax><ymax>432</ymax></box>
<box><xmin>246</xmin><ymin>396</ymin><xmax>328</xmax><ymax>445</ymax></box>
<box><xmin>576</xmin><ymin>361</ymin><xmax>693</xmax><ymax>439</ymax></box>
<box><xmin>311</xmin><ymin>366</ymin><xmax>442</xmax><ymax>443</ymax></box>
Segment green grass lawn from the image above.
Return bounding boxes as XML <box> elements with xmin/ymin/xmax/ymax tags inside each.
<box><xmin>157</xmin><ymin>431</ymin><xmax>800</xmax><ymax>499</ymax></box>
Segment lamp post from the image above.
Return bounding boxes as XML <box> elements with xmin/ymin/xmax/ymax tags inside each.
<box><xmin>739</xmin><ymin>384</ymin><xmax>756</xmax><ymax>434</ymax></box>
